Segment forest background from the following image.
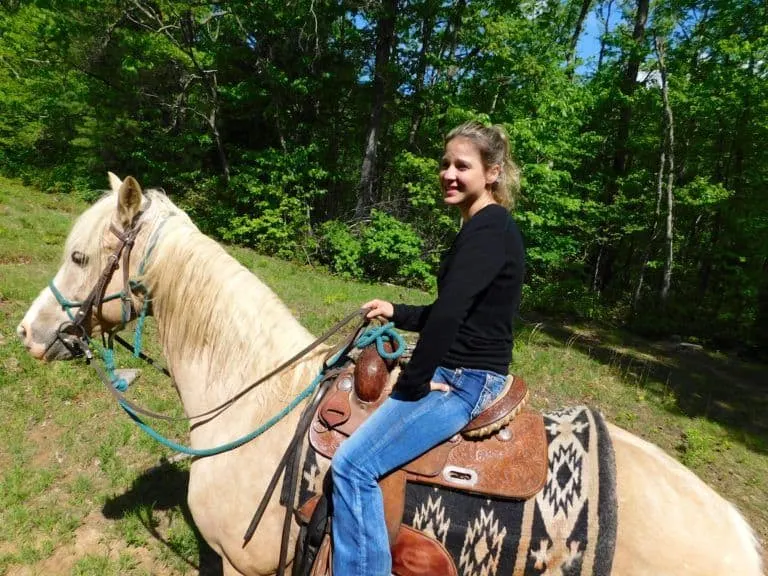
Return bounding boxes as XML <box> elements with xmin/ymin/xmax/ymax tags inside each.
<box><xmin>1</xmin><ymin>0</ymin><xmax>766</xmax><ymax>355</ymax></box>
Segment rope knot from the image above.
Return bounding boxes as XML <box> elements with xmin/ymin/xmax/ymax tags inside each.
<box><xmin>100</xmin><ymin>347</ymin><xmax>129</xmax><ymax>391</ymax></box>
<box><xmin>355</xmin><ymin>322</ymin><xmax>405</xmax><ymax>360</ymax></box>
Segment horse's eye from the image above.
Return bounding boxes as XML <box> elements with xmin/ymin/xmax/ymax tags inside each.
<box><xmin>71</xmin><ymin>251</ymin><xmax>89</xmax><ymax>266</ymax></box>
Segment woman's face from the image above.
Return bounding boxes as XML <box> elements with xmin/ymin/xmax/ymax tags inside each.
<box><xmin>439</xmin><ymin>137</ymin><xmax>499</xmax><ymax>217</ymax></box>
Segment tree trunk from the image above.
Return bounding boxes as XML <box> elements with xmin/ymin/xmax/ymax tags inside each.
<box><xmin>611</xmin><ymin>0</ymin><xmax>649</xmax><ymax>185</ymax></box>
<box><xmin>566</xmin><ymin>0</ymin><xmax>594</xmax><ymax>71</ymax></box>
<box><xmin>596</xmin><ymin>0</ymin><xmax>615</xmax><ymax>72</ymax></box>
<box><xmin>698</xmin><ymin>212</ymin><xmax>721</xmax><ymax>297</ymax></box>
<box><xmin>593</xmin><ymin>0</ymin><xmax>648</xmax><ymax>292</ymax></box>
<box><xmin>128</xmin><ymin>3</ymin><xmax>231</xmax><ymax>183</ymax></box>
<box><xmin>355</xmin><ymin>0</ymin><xmax>398</xmax><ymax>220</ymax></box>
<box><xmin>592</xmin><ymin>244</ymin><xmax>604</xmax><ymax>294</ymax></box>
<box><xmin>633</xmin><ymin>145</ymin><xmax>665</xmax><ymax>309</ymax></box>
<box><xmin>657</xmin><ymin>35</ymin><xmax>675</xmax><ymax>303</ymax></box>
<box><xmin>407</xmin><ymin>0</ymin><xmax>437</xmax><ymax>149</ymax></box>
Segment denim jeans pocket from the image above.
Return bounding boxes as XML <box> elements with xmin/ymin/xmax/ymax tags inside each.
<box><xmin>470</xmin><ymin>372</ymin><xmax>507</xmax><ymax>419</ymax></box>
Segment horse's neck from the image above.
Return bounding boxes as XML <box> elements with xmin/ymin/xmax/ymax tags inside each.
<box><xmin>146</xmin><ymin>227</ymin><xmax>324</xmax><ymax>422</ymax></box>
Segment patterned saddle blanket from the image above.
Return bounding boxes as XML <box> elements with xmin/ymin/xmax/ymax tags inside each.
<box><xmin>296</xmin><ymin>405</ymin><xmax>618</xmax><ymax>576</ymax></box>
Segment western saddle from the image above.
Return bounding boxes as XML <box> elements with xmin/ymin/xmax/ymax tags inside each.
<box><xmin>296</xmin><ymin>344</ymin><xmax>548</xmax><ymax>576</ymax></box>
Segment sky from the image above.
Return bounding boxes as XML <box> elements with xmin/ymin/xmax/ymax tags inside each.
<box><xmin>575</xmin><ymin>9</ymin><xmax>622</xmax><ymax>75</ymax></box>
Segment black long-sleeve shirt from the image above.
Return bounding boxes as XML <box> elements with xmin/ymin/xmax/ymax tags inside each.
<box><xmin>391</xmin><ymin>204</ymin><xmax>525</xmax><ymax>400</ymax></box>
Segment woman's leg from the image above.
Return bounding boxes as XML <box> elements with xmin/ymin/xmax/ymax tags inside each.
<box><xmin>330</xmin><ymin>367</ymin><xmax>493</xmax><ymax>576</ymax></box>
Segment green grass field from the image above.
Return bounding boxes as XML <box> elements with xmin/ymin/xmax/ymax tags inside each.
<box><xmin>1</xmin><ymin>176</ymin><xmax>766</xmax><ymax>574</ymax></box>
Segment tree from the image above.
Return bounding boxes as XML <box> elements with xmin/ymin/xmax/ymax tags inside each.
<box><xmin>355</xmin><ymin>0</ymin><xmax>398</xmax><ymax>220</ymax></box>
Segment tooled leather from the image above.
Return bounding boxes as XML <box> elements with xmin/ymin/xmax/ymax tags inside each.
<box><xmin>312</xmin><ymin>356</ymin><xmax>547</xmax><ymax>499</ymax></box>
<box><xmin>311</xmin><ymin>405</ymin><xmax>548</xmax><ymax>499</ymax></box>
<box><xmin>463</xmin><ymin>375</ymin><xmax>527</xmax><ymax>432</ymax></box>
<box><xmin>408</xmin><ymin>410</ymin><xmax>548</xmax><ymax>499</ymax></box>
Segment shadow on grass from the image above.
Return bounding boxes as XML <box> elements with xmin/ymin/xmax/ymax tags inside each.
<box><xmin>102</xmin><ymin>460</ymin><xmax>223</xmax><ymax>576</ymax></box>
<box><xmin>519</xmin><ymin>316</ymin><xmax>768</xmax><ymax>455</ymax></box>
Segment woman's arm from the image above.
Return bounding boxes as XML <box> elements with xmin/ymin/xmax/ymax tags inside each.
<box><xmin>362</xmin><ymin>299</ymin><xmax>432</xmax><ymax>332</ymax></box>
<box><xmin>392</xmin><ymin>303</ymin><xmax>432</xmax><ymax>332</ymax></box>
<box><xmin>394</xmin><ymin>221</ymin><xmax>506</xmax><ymax>400</ymax></box>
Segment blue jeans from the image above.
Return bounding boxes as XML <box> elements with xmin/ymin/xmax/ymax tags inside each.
<box><xmin>330</xmin><ymin>366</ymin><xmax>507</xmax><ymax>576</ymax></box>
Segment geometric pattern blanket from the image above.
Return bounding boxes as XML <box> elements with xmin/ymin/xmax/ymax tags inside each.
<box><xmin>297</xmin><ymin>405</ymin><xmax>617</xmax><ymax>576</ymax></box>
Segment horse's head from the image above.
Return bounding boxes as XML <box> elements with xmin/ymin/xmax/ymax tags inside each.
<box><xmin>17</xmin><ymin>173</ymin><xmax>154</xmax><ymax>360</ymax></box>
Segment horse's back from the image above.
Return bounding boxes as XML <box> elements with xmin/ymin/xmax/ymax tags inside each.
<box><xmin>609</xmin><ymin>423</ymin><xmax>764</xmax><ymax>576</ymax></box>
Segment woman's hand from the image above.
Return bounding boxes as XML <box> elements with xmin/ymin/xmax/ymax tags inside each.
<box><xmin>429</xmin><ymin>381</ymin><xmax>450</xmax><ymax>393</ymax></box>
<box><xmin>361</xmin><ymin>299</ymin><xmax>394</xmax><ymax>320</ymax></box>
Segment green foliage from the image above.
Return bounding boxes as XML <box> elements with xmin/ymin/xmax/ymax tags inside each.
<box><xmin>522</xmin><ymin>279</ymin><xmax>605</xmax><ymax>321</ymax></box>
<box><xmin>678</xmin><ymin>419</ymin><xmax>729</xmax><ymax>469</ymax></box>
<box><xmin>318</xmin><ymin>220</ymin><xmax>363</xmax><ymax>279</ymax></box>
<box><xmin>361</xmin><ymin>210</ymin><xmax>433</xmax><ymax>287</ymax></box>
<box><xmin>220</xmin><ymin>146</ymin><xmax>327</xmax><ymax>259</ymax></box>
<box><xmin>0</xmin><ymin>0</ymin><xmax>766</xmax><ymax>349</ymax></box>
<box><xmin>318</xmin><ymin>211</ymin><xmax>434</xmax><ymax>288</ymax></box>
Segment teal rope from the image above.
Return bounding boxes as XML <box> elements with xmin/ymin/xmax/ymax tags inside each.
<box><xmin>127</xmin><ymin>214</ymin><xmax>169</xmax><ymax>357</ymax></box>
<box><xmin>48</xmin><ymin>281</ymin><xmax>122</xmax><ymax>321</ymax></box>
<box><xmin>119</xmin><ymin>322</ymin><xmax>406</xmax><ymax>457</ymax></box>
<box><xmin>99</xmin><ymin>347</ymin><xmax>129</xmax><ymax>392</ymax></box>
<box><xmin>120</xmin><ymin>368</ymin><xmax>324</xmax><ymax>457</ymax></box>
<box><xmin>355</xmin><ymin>322</ymin><xmax>406</xmax><ymax>359</ymax></box>
<box><xmin>133</xmin><ymin>299</ymin><xmax>150</xmax><ymax>358</ymax></box>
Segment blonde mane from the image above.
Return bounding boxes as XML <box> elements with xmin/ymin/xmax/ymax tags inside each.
<box><xmin>134</xmin><ymin>191</ymin><xmax>322</xmax><ymax>404</ymax></box>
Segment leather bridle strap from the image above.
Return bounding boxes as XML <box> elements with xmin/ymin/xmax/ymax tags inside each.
<box><xmin>66</xmin><ymin>211</ymin><xmax>149</xmax><ymax>334</ymax></box>
<box><xmin>111</xmin><ymin>222</ymin><xmax>141</xmax><ymax>325</ymax></box>
<box><xmin>240</xmin><ymin>370</ymin><xmax>336</xmax><ymax>555</ymax></box>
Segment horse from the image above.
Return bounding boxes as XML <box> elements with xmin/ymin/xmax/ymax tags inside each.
<box><xmin>17</xmin><ymin>174</ymin><xmax>764</xmax><ymax>576</ymax></box>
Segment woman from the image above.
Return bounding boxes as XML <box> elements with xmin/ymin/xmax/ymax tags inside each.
<box><xmin>331</xmin><ymin>121</ymin><xmax>525</xmax><ymax>575</ymax></box>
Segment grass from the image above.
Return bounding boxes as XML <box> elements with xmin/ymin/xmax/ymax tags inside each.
<box><xmin>1</xmin><ymin>176</ymin><xmax>766</xmax><ymax>574</ymax></box>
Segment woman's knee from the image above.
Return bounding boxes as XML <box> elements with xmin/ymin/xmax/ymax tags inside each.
<box><xmin>331</xmin><ymin>441</ymin><xmax>372</xmax><ymax>482</ymax></box>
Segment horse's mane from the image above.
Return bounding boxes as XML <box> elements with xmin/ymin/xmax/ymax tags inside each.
<box><xmin>133</xmin><ymin>191</ymin><xmax>322</xmax><ymax>399</ymax></box>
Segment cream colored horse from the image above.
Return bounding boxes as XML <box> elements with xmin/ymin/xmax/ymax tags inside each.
<box><xmin>17</xmin><ymin>175</ymin><xmax>764</xmax><ymax>576</ymax></box>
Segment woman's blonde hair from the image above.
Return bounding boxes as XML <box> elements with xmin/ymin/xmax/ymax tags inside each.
<box><xmin>445</xmin><ymin>121</ymin><xmax>520</xmax><ymax>209</ymax></box>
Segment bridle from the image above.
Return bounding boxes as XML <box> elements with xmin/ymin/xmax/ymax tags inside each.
<box><xmin>48</xmin><ymin>199</ymin><xmax>152</xmax><ymax>357</ymax></box>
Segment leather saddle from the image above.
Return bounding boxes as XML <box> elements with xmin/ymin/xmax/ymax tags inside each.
<box><xmin>299</xmin><ymin>344</ymin><xmax>549</xmax><ymax>576</ymax></box>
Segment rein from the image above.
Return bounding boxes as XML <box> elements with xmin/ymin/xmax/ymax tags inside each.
<box><xmin>108</xmin><ymin>318</ymin><xmax>403</xmax><ymax>456</ymax></box>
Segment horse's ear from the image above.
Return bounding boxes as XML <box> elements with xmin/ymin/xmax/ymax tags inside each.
<box><xmin>108</xmin><ymin>172</ymin><xmax>123</xmax><ymax>193</ymax></box>
<box><xmin>117</xmin><ymin>176</ymin><xmax>144</xmax><ymax>228</ymax></box>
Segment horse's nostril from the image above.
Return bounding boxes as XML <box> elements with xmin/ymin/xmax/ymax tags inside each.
<box><xmin>17</xmin><ymin>324</ymin><xmax>27</xmax><ymax>341</ymax></box>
